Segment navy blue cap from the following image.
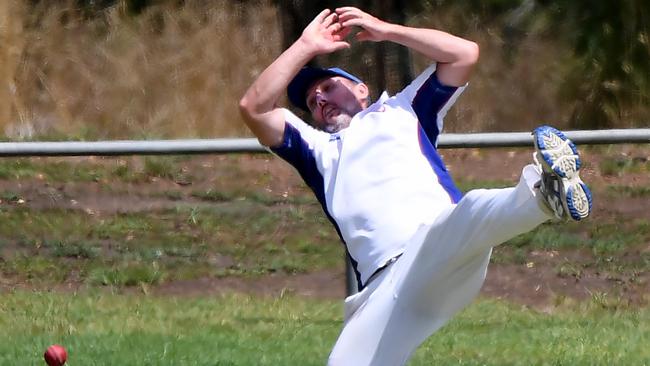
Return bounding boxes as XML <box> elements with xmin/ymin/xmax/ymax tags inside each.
<box><xmin>287</xmin><ymin>67</ymin><xmax>364</xmax><ymax>112</ymax></box>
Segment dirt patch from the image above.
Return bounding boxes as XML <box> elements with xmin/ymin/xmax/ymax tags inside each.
<box><xmin>1</xmin><ymin>148</ymin><xmax>649</xmax><ymax>308</ymax></box>
<box><xmin>482</xmin><ymin>262</ymin><xmax>648</xmax><ymax>309</ymax></box>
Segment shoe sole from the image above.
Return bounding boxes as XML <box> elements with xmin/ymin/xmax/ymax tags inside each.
<box><xmin>534</xmin><ymin>126</ymin><xmax>593</xmax><ymax>221</ymax></box>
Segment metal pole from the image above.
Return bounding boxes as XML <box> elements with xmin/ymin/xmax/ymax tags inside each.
<box><xmin>345</xmin><ymin>257</ymin><xmax>358</xmax><ymax>296</ymax></box>
<box><xmin>439</xmin><ymin>128</ymin><xmax>650</xmax><ymax>148</ymax></box>
<box><xmin>0</xmin><ymin>129</ymin><xmax>648</xmax><ymax>157</ymax></box>
<box><xmin>0</xmin><ymin>138</ymin><xmax>266</xmax><ymax>157</ymax></box>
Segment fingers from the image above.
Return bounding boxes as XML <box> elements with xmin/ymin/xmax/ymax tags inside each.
<box><xmin>308</xmin><ymin>7</ymin><xmax>378</xmax><ymax>46</ymax></box>
<box><xmin>335</xmin><ymin>7</ymin><xmax>374</xmax><ymax>30</ymax></box>
<box><xmin>335</xmin><ymin>7</ymin><xmax>363</xmax><ymax>23</ymax></box>
<box><xmin>322</xmin><ymin>11</ymin><xmax>338</xmax><ymax>27</ymax></box>
<box><xmin>326</xmin><ymin>18</ymin><xmax>342</xmax><ymax>34</ymax></box>
<box><xmin>338</xmin><ymin>17</ymin><xmax>365</xmax><ymax>29</ymax></box>
<box><xmin>332</xmin><ymin>41</ymin><xmax>351</xmax><ymax>51</ymax></box>
<box><xmin>335</xmin><ymin>6</ymin><xmax>364</xmax><ymax>16</ymax></box>
<box><xmin>313</xmin><ymin>8</ymin><xmax>332</xmax><ymax>24</ymax></box>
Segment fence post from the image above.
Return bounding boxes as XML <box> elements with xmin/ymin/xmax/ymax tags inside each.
<box><xmin>345</xmin><ymin>256</ymin><xmax>358</xmax><ymax>296</ymax></box>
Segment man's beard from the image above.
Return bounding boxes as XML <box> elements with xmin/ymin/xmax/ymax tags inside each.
<box><xmin>318</xmin><ymin>111</ymin><xmax>353</xmax><ymax>133</ymax></box>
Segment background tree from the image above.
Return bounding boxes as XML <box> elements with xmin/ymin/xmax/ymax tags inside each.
<box><xmin>430</xmin><ymin>0</ymin><xmax>649</xmax><ymax>128</ymax></box>
<box><xmin>538</xmin><ymin>0</ymin><xmax>649</xmax><ymax>128</ymax></box>
<box><xmin>9</xmin><ymin>0</ymin><xmax>649</xmax><ymax>133</ymax></box>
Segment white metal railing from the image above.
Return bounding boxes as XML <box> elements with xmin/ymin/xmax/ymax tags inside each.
<box><xmin>0</xmin><ymin>129</ymin><xmax>648</xmax><ymax>156</ymax></box>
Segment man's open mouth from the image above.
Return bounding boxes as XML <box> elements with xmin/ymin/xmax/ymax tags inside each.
<box><xmin>323</xmin><ymin>105</ymin><xmax>338</xmax><ymax>120</ymax></box>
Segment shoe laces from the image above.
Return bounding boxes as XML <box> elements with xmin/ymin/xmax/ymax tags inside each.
<box><xmin>535</xmin><ymin>139</ymin><xmax>579</xmax><ymax>172</ymax></box>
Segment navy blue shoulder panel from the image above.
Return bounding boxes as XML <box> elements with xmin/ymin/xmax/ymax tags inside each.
<box><xmin>271</xmin><ymin>123</ymin><xmax>328</xmax><ymax>209</ymax></box>
<box><xmin>271</xmin><ymin>123</ymin><xmax>363</xmax><ymax>289</ymax></box>
<box><xmin>411</xmin><ymin>72</ymin><xmax>463</xmax><ymax>203</ymax></box>
<box><xmin>411</xmin><ymin>71</ymin><xmax>458</xmax><ymax>144</ymax></box>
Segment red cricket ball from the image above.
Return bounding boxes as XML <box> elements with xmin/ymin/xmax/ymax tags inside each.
<box><xmin>44</xmin><ymin>344</ymin><xmax>67</xmax><ymax>366</ymax></box>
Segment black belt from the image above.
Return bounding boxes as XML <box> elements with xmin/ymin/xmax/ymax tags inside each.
<box><xmin>365</xmin><ymin>253</ymin><xmax>402</xmax><ymax>287</ymax></box>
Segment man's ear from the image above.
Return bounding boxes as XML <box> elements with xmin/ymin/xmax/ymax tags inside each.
<box><xmin>355</xmin><ymin>83</ymin><xmax>370</xmax><ymax>106</ymax></box>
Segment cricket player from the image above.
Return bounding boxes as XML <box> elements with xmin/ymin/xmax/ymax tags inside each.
<box><xmin>239</xmin><ymin>7</ymin><xmax>592</xmax><ymax>365</ymax></box>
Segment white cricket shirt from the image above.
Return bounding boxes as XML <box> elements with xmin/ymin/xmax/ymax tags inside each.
<box><xmin>272</xmin><ymin>65</ymin><xmax>466</xmax><ymax>289</ymax></box>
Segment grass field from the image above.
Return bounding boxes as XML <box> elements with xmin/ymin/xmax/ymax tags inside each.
<box><xmin>1</xmin><ymin>291</ymin><xmax>648</xmax><ymax>365</ymax></box>
<box><xmin>0</xmin><ymin>152</ymin><xmax>648</xmax><ymax>365</ymax></box>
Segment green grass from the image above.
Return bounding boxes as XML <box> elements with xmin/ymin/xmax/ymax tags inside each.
<box><xmin>502</xmin><ymin>219</ymin><xmax>650</xmax><ymax>254</ymax></box>
<box><xmin>1</xmin><ymin>196</ymin><xmax>648</xmax><ymax>286</ymax></box>
<box><xmin>0</xmin><ymin>204</ymin><xmax>341</xmax><ymax>285</ymax></box>
<box><xmin>0</xmin><ymin>159</ymin><xmax>103</xmax><ymax>182</ymax></box>
<box><xmin>191</xmin><ymin>188</ymin><xmax>234</xmax><ymax>202</ymax></box>
<box><xmin>0</xmin><ymin>157</ymin><xmax>314</xmax><ymax>205</ymax></box>
<box><xmin>599</xmin><ymin>156</ymin><xmax>649</xmax><ymax>176</ymax></box>
<box><xmin>191</xmin><ymin>188</ymin><xmax>314</xmax><ymax>206</ymax></box>
<box><xmin>0</xmin><ymin>157</ymin><xmax>192</xmax><ymax>184</ymax></box>
<box><xmin>492</xmin><ymin>218</ymin><xmax>650</xmax><ymax>275</ymax></box>
<box><xmin>456</xmin><ymin>178</ymin><xmax>514</xmax><ymax>193</ymax></box>
<box><xmin>87</xmin><ymin>263</ymin><xmax>165</xmax><ymax>286</ymax></box>
<box><xmin>412</xmin><ymin>299</ymin><xmax>650</xmax><ymax>365</ymax></box>
<box><xmin>0</xmin><ymin>291</ymin><xmax>647</xmax><ymax>365</ymax></box>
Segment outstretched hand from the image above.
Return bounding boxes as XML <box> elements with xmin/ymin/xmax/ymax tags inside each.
<box><xmin>336</xmin><ymin>7</ymin><xmax>393</xmax><ymax>42</ymax></box>
<box><xmin>299</xmin><ymin>9</ymin><xmax>351</xmax><ymax>55</ymax></box>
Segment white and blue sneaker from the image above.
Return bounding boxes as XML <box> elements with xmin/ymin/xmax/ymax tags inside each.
<box><xmin>533</xmin><ymin>125</ymin><xmax>592</xmax><ymax>221</ymax></box>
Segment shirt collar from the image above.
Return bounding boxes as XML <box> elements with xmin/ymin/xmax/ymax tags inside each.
<box><xmin>356</xmin><ymin>91</ymin><xmax>390</xmax><ymax>118</ymax></box>
<box><xmin>369</xmin><ymin>91</ymin><xmax>390</xmax><ymax>111</ymax></box>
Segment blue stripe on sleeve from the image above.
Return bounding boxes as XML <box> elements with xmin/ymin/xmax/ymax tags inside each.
<box><xmin>418</xmin><ymin>126</ymin><xmax>463</xmax><ymax>203</ymax></box>
<box><xmin>412</xmin><ymin>72</ymin><xmax>463</xmax><ymax>203</ymax></box>
<box><xmin>271</xmin><ymin>123</ymin><xmax>363</xmax><ymax>289</ymax></box>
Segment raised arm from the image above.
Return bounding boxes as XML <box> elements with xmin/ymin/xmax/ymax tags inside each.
<box><xmin>239</xmin><ymin>9</ymin><xmax>350</xmax><ymax>147</ymax></box>
<box><xmin>336</xmin><ymin>7</ymin><xmax>479</xmax><ymax>87</ymax></box>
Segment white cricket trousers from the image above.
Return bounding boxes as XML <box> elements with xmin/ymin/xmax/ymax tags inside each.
<box><xmin>328</xmin><ymin>165</ymin><xmax>552</xmax><ymax>366</ymax></box>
